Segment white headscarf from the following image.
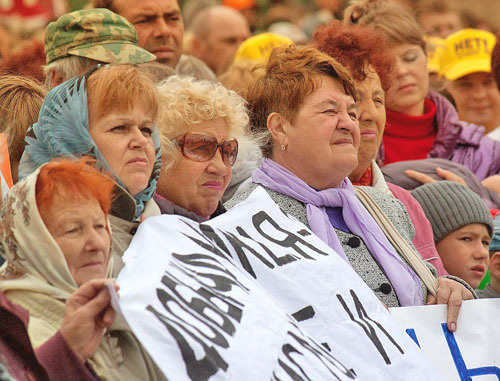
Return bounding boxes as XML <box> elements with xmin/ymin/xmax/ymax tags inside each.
<box><xmin>0</xmin><ymin>164</ymin><xmax>113</xmax><ymax>298</ymax></box>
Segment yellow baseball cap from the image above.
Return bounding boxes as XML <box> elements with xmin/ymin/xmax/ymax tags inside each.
<box><xmin>233</xmin><ymin>33</ymin><xmax>293</xmax><ymax>64</ymax></box>
<box><xmin>425</xmin><ymin>36</ymin><xmax>446</xmax><ymax>75</ymax></box>
<box><xmin>439</xmin><ymin>28</ymin><xmax>496</xmax><ymax>80</ymax></box>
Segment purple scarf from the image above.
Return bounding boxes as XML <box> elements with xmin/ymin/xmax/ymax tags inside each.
<box><xmin>253</xmin><ymin>158</ymin><xmax>423</xmax><ymax>306</ymax></box>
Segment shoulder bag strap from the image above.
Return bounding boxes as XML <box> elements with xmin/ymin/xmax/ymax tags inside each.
<box><xmin>354</xmin><ymin>186</ymin><xmax>438</xmax><ymax>296</ymax></box>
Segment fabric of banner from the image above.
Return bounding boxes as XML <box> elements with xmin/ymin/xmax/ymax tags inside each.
<box><xmin>117</xmin><ymin>187</ymin><xmax>441</xmax><ymax>380</ymax></box>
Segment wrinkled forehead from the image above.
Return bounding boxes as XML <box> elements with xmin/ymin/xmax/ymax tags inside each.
<box><xmin>316</xmin><ymin>76</ymin><xmax>356</xmax><ymax>107</ymax></box>
<box><xmin>354</xmin><ymin>69</ymin><xmax>384</xmax><ymax>97</ymax></box>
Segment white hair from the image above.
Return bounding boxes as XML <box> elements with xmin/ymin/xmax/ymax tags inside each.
<box><xmin>43</xmin><ymin>55</ymin><xmax>100</xmax><ymax>88</ymax></box>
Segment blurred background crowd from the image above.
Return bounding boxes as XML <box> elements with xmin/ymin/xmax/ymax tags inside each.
<box><xmin>1</xmin><ymin>0</ymin><xmax>500</xmax><ymax>81</ymax></box>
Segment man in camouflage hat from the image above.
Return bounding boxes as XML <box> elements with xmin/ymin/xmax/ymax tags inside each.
<box><xmin>91</xmin><ymin>0</ymin><xmax>183</xmax><ymax>67</ymax></box>
<box><xmin>91</xmin><ymin>0</ymin><xmax>217</xmax><ymax>81</ymax></box>
<box><xmin>44</xmin><ymin>8</ymin><xmax>156</xmax><ymax>88</ymax></box>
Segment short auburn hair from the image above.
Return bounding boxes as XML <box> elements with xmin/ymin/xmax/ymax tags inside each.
<box><xmin>247</xmin><ymin>44</ymin><xmax>355</xmax><ymax>157</ymax></box>
<box><xmin>36</xmin><ymin>157</ymin><xmax>115</xmax><ymax>219</ymax></box>
<box><xmin>314</xmin><ymin>20</ymin><xmax>393</xmax><ymax>91</ymax></box>
<box><xmin>86</xmin><ymin>64</ymin><xmax>159</xmax><ymax>121</ymax></box>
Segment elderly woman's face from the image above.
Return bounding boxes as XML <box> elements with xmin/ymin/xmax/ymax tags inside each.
<box><xmin>350</xmin><ymin>68</ymin><xmax>386</xmax><ymax>179</ymax></box>
<box><xmin>275</xmin><ymin>76</ymin><xmax>360</xmax><ymax>190</ymax></box>
<box><xmin>385</xmin><ymin>43</ymin><xmax>429</xmax><ymax>116</ymax></box>
<box><xmin>157</xmin><ymin>117</ymin><xmax>231</xmax><ymax>218</ymax></box>
<box><xmin>43</xmin><ymin>196</ymin><xmax>111</xmax><ymax>287</ymax></box>
<box><xmin>89</xmin><ymin>101</ymin><xmax>156</xmax><ymax>196</ymax></box>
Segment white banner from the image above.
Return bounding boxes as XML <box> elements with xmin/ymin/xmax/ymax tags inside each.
<box><xmin>117</xmin><ymin>186</ymin><xmax>440</xmax><ymax>380</ymax></box>
<box><xmin>390</xmin><ymin>299</ymin><xmax>500</xmax><ymax>380</ymax></box>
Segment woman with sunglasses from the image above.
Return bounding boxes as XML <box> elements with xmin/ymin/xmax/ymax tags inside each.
<box><xmin>155</xmin><ymin>76</ymin><xmax>248</xmax><ymax>220</ymax></box>
<box><xmin>19</xmin><ymin>64</ymin><xmax>162</xmax><ymax>275</ymax></box>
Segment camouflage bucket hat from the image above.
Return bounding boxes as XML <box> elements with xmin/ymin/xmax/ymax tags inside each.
<box><xmin>45</xmin><ymin>8</ymin><xmax>156</xmax><ymax>65</ymax></box>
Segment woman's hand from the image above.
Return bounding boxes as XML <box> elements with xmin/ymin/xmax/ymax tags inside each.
<box><xmin>481</xmin><ymin>175</ymin><xmax>500</xmax><ymax>196</ymax></box>
<box><xmin>60</xmin><ymin>279</ymin><xmax>119</xmax><ymax>362</ymax></box>
<box><xmin>405</xmin><ymin>167</ymin><xmax>467</xmax><ymax>186</ymax></box>
<box><xmin>425</xmin><ymin>278</ymin><xmax>473</xmax><ymax>332</ymax></box>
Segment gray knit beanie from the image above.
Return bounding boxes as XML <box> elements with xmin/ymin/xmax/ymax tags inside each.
<box><xmin>412</xmin><ymin>181</ymin><xmax>493</xmax><ymax>243</ymax></box>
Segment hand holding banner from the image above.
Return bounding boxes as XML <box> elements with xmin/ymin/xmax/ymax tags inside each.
<box><xmin>390</xmin><ymin>299</ymin><xmax>500</xmax><ymax>380</ymax></box>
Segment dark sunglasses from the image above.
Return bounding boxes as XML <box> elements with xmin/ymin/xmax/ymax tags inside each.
<box><xmin>175</xmin><ymin>132</ymin><xmax>239</xmax><ymax>167</ymax></box>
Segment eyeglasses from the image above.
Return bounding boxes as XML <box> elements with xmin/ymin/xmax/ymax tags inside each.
<box><xmin>175</xmin><ymin>132</ymin><xmax>239</xmax><ymax>167</ymax></box>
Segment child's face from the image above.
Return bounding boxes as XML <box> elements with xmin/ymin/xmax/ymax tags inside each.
<box><xmin>436</xmin><ymin>223</ymin><xmax>490</xmax><ymax>288</ymax></box>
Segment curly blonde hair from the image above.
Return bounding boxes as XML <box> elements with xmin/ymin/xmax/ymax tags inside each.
<box><xmin>156</xmin><ymin>76</ymin><xmax>249</xmax><ymax>170</ymax></box>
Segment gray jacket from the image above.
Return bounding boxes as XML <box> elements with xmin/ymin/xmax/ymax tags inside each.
<box><xmin>226</xmin><ymin>183</ymin><xmax>429</xmax><ymax>307</ymax></box>
<box><xmin>226</xmin><ymin>183</ymin><xmax>475</xmax><ymax>307</ymax></box>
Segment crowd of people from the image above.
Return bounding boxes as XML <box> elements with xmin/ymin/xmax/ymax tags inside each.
<box><xmin>0</xmin><ymin>0</ymin><xmax>500</xmax><ymax>379</ymax></box>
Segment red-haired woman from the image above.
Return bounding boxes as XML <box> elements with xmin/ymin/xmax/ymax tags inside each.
<box><xmin>0</xmin><ymin>158</ymin><xmax>166</xmax><ymax>380</ymax></box>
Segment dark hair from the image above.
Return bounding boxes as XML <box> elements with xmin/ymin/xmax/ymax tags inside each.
<box><xmin>492</xmin><ymin>41</ymin><xmax>500</xmax><ymax>91</ymax></box>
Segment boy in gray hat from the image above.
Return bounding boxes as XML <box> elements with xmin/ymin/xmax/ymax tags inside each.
<box><xmin>412</xmin><ymin>181</ymin><xmax>493</xmax><ymax>289</ymax></box>
<box><xmin>477</xmin><ymin>214</ymin><xmax>500</xmax><ymax>298</ymax></box>
<box><xmin>44</xmin><ymin>8</ymin><xmax>156</xmax><ymax>88</ymax></box>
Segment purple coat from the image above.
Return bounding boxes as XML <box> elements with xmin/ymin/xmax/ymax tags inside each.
<box><xmin>381</xmin><ymin>91</ymin><xmax>500</xmax><ymax>180</ymax></box>
<box><xmin>428</xmin><ymin>91</ymin><xmax>500</xmax><ymax>179</ymax></box>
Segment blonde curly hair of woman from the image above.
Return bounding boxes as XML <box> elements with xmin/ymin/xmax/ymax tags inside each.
<box><xmin>156</xmin><ymin>75</ymin><xmax>250</xmax><ymax>170</ymax></box>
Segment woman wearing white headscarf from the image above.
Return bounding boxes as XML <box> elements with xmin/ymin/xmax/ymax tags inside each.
<box><xmin>0</xmin><ymin>159</ymin><xmax>165</xmax><ymax>380</ymax></box>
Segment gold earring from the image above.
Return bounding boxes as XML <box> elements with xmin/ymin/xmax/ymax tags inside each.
<box><xmin>281</xmin><ymin>144</ymin><xmax>287</xmax><ymax>151</ymax></box>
